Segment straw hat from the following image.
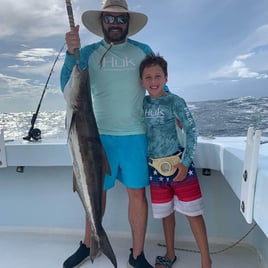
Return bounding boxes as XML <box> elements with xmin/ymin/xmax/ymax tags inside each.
<box><xmin>82</xmin><ymin>0</ymin><xmax>148</xmax><ymax>37</ymax></box>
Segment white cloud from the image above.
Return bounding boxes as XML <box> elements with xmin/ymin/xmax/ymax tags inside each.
<box><xmin>237</xmin><ymin>53</ymin><xmax>254</xmax><ymax>61</ymax></box>
<box><xmin>251</xmin><ymin>24</ymin><xmax>268</xmax><ymax>47</ymax></box>
<box><xmin>240</xmin><ymin>24</ymin><xmax>268</xmax><ymax>53</ymax></box>
<box><xmin>211</xmin><ymin>56</ymin><xmax>268</xmax><ymax>80</ymax></box>
<box><xmin>3</xmin><ymin>46</ymin><xmax>65</xmax><ymax>80</ymax></box>
<box><xmin>0</xmin><ymin>73</ymin><xmax>37</xmax><ymax>96</ymax></box>
<box><xmin>10</xmin><ymin>59</ymin><xmax>64</xmax><ymax>77</ymax></box>
<box><xmin>0</xmin><ymin>0</ymin><xmax>67</xmax><ymax>40</ymax></box>
<box><xmin>16</xmin><ymin>48</ymin><xmax>58</xmax><ymax>62</ymax></box>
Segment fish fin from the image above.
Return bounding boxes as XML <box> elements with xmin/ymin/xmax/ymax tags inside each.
<box><xmin>72</xmin><ymin>172</ymin><xmax>78</xmax><ymax>192</ymax></box>
<box><xmin>64</xmin><ymin>65</ymin><xmax>81</xmax><ymax>105</ymax></box>
<box><xmin>67</xmin><ymin>112</ymin><xmax>76</xmax><ymax>141</ymax></box>
<box><xmin>90</xmin><ymin>227</ymin><xmax>117</xmax><ymax>268</ymax></box>
<box><xmin>102</xmin><ymin>148</ymin><xmax>111</xmax><ymax>176</ymax></box>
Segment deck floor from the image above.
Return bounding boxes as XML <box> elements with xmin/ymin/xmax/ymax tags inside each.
<box><xmin>0</xmin><ymin>229</ymin><xmax>263</xmax><ymax>268</ymax></box>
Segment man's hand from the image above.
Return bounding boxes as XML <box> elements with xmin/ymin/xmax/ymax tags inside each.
<box><xmin>65</xmin><ymin>25</ymin><xmax>81</xmax><ymax>55</ymax></box>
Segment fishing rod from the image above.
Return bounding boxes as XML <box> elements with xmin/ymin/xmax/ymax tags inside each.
<box><xmin>66</xmin><ymin>0</ymin><xmax>80</xmax><ymax>61</ymax></box>
<box><xmin>23</xmin><ymin>44</ymin><xmax>65</xmax><ymax>141</ymax></box>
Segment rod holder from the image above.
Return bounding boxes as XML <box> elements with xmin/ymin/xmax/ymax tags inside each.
<box><xmin>240</xmin><ymin>127</ymin><xmax>261</xmax><ymax>224</ymax></box>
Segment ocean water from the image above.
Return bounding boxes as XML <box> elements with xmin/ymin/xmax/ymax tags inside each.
<box><xmin>189</xmin><ymin>96</ymin><xmax>268</xmax><ymax>137</ymax></box>
<box><xmin>0</xmin><ymin>96</ymin><xmax>267</xmax><ymax>141</ymax></box>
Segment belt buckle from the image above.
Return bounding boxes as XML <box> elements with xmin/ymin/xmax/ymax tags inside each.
<box><xmin>159</xmin><ymin>161</ymin><xmax>172</xmax><ymax>175</ymax></box>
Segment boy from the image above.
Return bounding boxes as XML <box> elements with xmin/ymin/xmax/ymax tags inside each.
<box><xmin>139</xmin><ymin>53</ymin><xmax>212</xmax><ymax>268</ymax></box>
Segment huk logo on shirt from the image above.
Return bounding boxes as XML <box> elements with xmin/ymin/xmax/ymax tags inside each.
<box><xmin>144</xmin><ymin>108</ymin><xmax>165</xmax><ymax>118</ymax></box>
<box><xmin>102</xmin><ymin>56</ymin><xmax>136</xmax><ymax>69</ymax></box>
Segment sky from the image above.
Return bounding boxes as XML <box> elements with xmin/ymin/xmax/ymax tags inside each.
<box><xmin>0</xmin><ymin>0</ymin><xmax>268</xmax><ymax>112</ymax></box>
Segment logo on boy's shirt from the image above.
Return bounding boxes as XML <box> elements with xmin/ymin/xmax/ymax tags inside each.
<box><xmin>144</xmin><ymin>108</ymin><xmax>165</xmax><ymax>118</ymax></box>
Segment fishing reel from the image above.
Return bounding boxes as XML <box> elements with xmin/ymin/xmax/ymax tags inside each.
<box><xmin>23</xmin><ymin>128</ymin><xmax>42</xmax><ymax>141</ymax></box>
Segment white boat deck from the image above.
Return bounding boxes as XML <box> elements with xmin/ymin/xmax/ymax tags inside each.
<box><xmin>0</xmin><ymin>228</ymin><xmax>263</xmax><ymax>268</ymax></box>
<box><xmin>1</xmin><ymin>135</ymin><xmax>267</xmax><ymax>267</ymax></box>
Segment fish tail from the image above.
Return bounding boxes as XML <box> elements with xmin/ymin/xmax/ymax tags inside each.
<box><xmin>100</xmin><ymin>227</ymin><xmax>117</xmax><ymax>268</ymax></box>
<box><xmin>90</xmin><ymin>227</ymin><xmax>117</xmax><ymax>267</ymax></box>
<box><xmin>89</xmin><ymin>233</ymin><xmax>101</xmax><ymax>263</ymax></box>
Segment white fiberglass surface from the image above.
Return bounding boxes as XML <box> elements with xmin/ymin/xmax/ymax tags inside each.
<box><xmin>0</xmin><ymin>229</ymin><xmax>263</xmax><ymax>268</ymax></box>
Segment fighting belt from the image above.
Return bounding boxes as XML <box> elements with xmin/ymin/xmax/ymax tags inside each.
<box><xmin>149</xmin><ymin>152</ymin><xmax>182</xmax><ymax>177</ymax></box>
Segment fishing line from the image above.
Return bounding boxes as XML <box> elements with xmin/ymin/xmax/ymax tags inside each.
<box><xmin>23</xmin><ymin>43</ymin><xmax>65</xmax><ymax>141</ymax></box>
<box><xmin>157</xmin><ymin>222</ymin><xmax>257</xmax><ymax>255</ymax></box>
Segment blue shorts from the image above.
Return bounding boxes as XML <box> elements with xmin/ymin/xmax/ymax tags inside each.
<box><xmin>100</xmin><ymin>134</ymin><xmax>149</xmax><ymax>190</ymax></box>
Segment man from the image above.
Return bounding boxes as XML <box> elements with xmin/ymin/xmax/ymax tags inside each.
<box><xmin>60</xmin><ymin>1</ymin><xmax>153</xmax><ymax>267</ymax></box>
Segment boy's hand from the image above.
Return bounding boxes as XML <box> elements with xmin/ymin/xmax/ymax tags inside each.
<box><xmin>173</xmin><ymin>162</ymin><xmax>188</xmax><ymax>182</ymax></box>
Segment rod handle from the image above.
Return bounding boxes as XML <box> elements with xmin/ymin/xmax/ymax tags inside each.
<box><xmin>65</xmin><ymin>0</ymin><xmax>80</xmax><ymax>61</ymax></box>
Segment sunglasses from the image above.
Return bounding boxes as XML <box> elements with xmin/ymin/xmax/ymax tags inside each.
<box><xmin>102</xmin><ymin>14</ymin><xmax>129</xmax><ymax>25</ymax></box>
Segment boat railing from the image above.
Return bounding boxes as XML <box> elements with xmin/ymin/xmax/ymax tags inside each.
<box><xmin>0</xmin><ymin>129</ymin><xmax>7</xmax><ymax>168</ymax></box>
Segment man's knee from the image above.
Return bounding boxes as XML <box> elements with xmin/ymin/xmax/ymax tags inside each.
<box><xmin>127</xmin><ymin>187</ymin><xmax>146</xmax><ymax>201</ymax></box>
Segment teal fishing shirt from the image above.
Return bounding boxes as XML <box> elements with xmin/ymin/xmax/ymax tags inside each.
<box><xmin>143</xmin><ymin>93</ymin><xmax>197</xmax><ymax>168</ymax></box>
<box><xmin>61</xmin><ymin>39</ymin><xmax>152</xmax><ymax>135</ymax></box>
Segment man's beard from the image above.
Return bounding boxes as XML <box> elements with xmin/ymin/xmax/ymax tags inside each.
<box><xmin>102</xmin><ymin>25</ymin><xmax>129</xmax><ymax>43</ymax></box>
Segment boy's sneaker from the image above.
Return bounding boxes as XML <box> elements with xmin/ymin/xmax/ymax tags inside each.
<box><xmin>63</xmin><ymin>241</ymin><xmax>90</xmax><ymax>268</ymax></box>
<box><xmin>127</xmin><ymin>248</ymin><xmax>153</xmax><ymax>268</ymax></box>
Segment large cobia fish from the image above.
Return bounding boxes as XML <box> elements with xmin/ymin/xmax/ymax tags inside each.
<box><xmin>64</xmin><ymin>65</ymin><xmax>117</xmax><ymax>267</ymax></box>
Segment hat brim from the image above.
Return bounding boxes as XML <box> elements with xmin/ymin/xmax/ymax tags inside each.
<box><xmin>82</xmin><ymin>9</ymin><xmax>147</xmax><ymax>37</ymax></box>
